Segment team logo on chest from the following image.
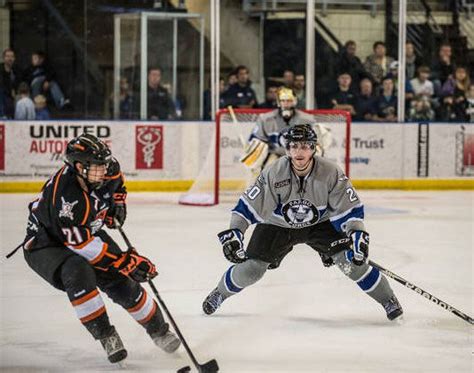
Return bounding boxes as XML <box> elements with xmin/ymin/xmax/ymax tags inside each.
<box><xmin>59</xmin><ymin>197</ymin><xmax>78</xmax><ymax>220</ymax></box>
<box><xmin>282</xmin><ymin>199</ymin><xmax>320</xmax><ymax>228</ymax></box>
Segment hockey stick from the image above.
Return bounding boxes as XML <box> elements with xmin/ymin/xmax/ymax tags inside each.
<box><xmin>114</xmin><ymin>222</ymin><xmax>219</xmax><ymax>373</ymax></box>
<box><xmin>369</xmin><ymin>260</ymin><xmax>474</xmax><ymax>325</ymax></box>
<box><xmin>227</xmin><ymin>105</ymin><xmax>248</xmax><ymax>148</ymax></box>
<box><xmin>5</xmin><ymin>242</ymin><xmax>25</xmax><ymax>259</ymax></box>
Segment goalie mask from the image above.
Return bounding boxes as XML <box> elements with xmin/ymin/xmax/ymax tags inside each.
<box><xmin>277</xmin><ymin>87</ymin><xmax>297</xmax><ymax>122</ymax></box>
<box><xmin>65</xmin><ymin>133</ymin><xmax>112</xmax><ymax>190</ymax></box>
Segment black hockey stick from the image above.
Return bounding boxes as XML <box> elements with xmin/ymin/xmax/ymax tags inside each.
<box><xmin>369</xmin><ymin>260</ymin><xmax>474</xmax><ymax>325</ymax></box>
<box><xmin>114</xmin><ymin>222</ymin><xmax>219</xmax><ymax>373</ymax></box>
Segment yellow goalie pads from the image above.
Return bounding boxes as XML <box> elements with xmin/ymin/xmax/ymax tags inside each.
<box><xmin>240</xmin><ymin>138</ymin><xmax>269</xmax><ymax>169</ymax></box>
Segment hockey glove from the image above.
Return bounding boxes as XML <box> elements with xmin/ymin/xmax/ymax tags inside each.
<box><xmin>106</xmin><ymin>191</ymin><xmax>127</xmax><ymax>228</ymax></box>
<box><xmin>349</xmin><ymin>230</ymin><xmax>369</xmax><ymax>266</ymax></box>
<box><xmin>114</xmin><ymin>249</ymin><xmax>157</xmax><ymax>282</ymax></box>
<box><xmin>217</xmin><ymin>229</ymin><xmax>247</xmax><ymax>263</ymax></box>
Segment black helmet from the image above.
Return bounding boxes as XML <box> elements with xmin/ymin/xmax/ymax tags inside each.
<box><xmin>284</xmin><ymin>124</ymin><xmax>317</xmax><ymax>148</ymax></box>
<box><xmin>65</xmin><ymin>133</ymin><xmax>112</xmax><ymax>189</ymax></box>
<box><xmin>65</xmin><ymin>133</ymin><xmax>111</xmax><ymax>167</ymax></box>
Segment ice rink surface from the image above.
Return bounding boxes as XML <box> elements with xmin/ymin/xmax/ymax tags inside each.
<box><xmin>0</xmin><ymin>190</ymin><xmax>472</xmax><ymax>373</ymax></box>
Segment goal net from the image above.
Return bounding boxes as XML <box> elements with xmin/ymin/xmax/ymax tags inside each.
<box><xmin>179</xmin><ymin>109</ymin><xmax>351</xmax><ymax>206</ymax></box>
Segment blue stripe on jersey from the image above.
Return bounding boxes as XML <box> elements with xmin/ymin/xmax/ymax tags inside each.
<box><xmin>330</xmin><ymin>205</ymin><xmax>365</xmax><ymax>232</ymax></box>
<box><xmin>225</xmin><ymin>266</ymin><xmax>243</xmax><ymax>293</ymax></box>
<box><xmin>268</xmin><ymin>133</ymin><xmax>280</xmax><ymax>146</ymax></box>
<box><xmin>357</xmin><ymin>267</ymin><xmax>380</xmax><ymax>292</ymax></box>
<box><xmin>232</xmin><ymin>198</ymin><xmax>261</xmax><ymax>225</ymax></box>
<box><xmin>318</xmin><ymin>207</ymin><xmax>327</xmax><ymax>218</ymax></box>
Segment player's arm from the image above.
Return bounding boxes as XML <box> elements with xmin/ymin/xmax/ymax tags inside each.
<box><xmin>327</xmin><ymin>167</ymin><xmax>369</xmax><ymax>265</ymax></box>
<box><xmin>57</xmin><ymin>192</ymin><xmax>154</xmax><ymax>281</ymax></box>
<box><xmin>218</xmin><ymin>173</ymin><xmax>267</xmax><ymax>263</ymax></box>
<box><xmin>57</xmin><ymin>194</ymin><xmax>124</xmax><ymax>270</ymax></box>
<box><xmin>104</xmin><ymin>158</ymin><xmax>127</xmax><ymax>228</ymax></box>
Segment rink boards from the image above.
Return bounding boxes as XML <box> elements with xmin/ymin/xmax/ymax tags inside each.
<box><xmin>0</xmin><ymin>120</ymin><xmax>472</xmax><ymax>192</ymax></box>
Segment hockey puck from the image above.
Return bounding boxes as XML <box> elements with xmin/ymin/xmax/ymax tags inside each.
<box><xmin>177</xmin><ymin>366</ymin><xmax>191</xmax><ymax>373</ymax></box>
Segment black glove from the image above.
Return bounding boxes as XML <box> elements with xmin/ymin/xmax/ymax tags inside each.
<box><xmin>106</xmin><ymin>191</ymin><xmax>127</xmax><ymax>228</ymax></box>
<box><xmin>349</xmin><ymin>230</ymin><xmax>369</xmax><ymax>266</ymax></box>
<box><xmin>217</xmin><ymin>229</ymin><xmax>246</xmax><ymax>263</ymax></box>
<box><xmin>319</xmin><ymin>253</ymin><xmax>335</xmax><ymax>267</ymax></box>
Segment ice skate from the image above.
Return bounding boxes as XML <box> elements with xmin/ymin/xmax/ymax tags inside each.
<box><xmin>152</xmin><ymin>330</ymin><xmax>181</xmax><ymax>353</ymax></box>
<box><xmin>383</xmin><ymin>295</ymin><xmax>404</xmax><ymax>321</ymax></box>
<box><xmin>202</xmin><ymin>287</ymin><xmax>225</xmax><ymax>315</ymax></box>
<box><xmin>100</xmin><ymin>326</ymin><xmax>127</xmax><ymax>364</ymax></box>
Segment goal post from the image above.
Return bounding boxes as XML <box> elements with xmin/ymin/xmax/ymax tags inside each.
<box><xmin>179</xmin><ymin>108</ymin><xmax>351</xmax><ymax>206</ymax></box>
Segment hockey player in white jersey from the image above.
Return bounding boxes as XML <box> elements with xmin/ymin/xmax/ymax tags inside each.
<box><xmin>240</xmin><ymin>87</ymin><xmax>332</xmax><ymax>172</ymax></box>
<box><xmin>203</xmin><ymin>124</ymin><xmax>403</xmax><ymax>321</ymax></box>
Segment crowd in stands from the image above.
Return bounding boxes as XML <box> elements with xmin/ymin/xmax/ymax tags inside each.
<box><xmin>212</xmin><ymin>40</ymin><xmax>473</xmax><ymax>122</ymax></box>
<box><xmin>0</xmin><ymin>48</ymin><xmax>70</xmax><ymax>120</ymax></box>
<box><xmin>2</xmin><ymin>40</ymin><xmax>472</xmax><ymax>122</ymax></box>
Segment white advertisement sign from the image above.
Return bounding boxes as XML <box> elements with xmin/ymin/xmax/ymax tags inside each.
<box><xmin>0</xmin><ymin>121</ymin><xmax>472</xmax><ymax>184</ymax></box>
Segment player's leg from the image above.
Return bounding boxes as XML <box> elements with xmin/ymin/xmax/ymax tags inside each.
<box><xmin>331</xmin><ymin>251</ymin><xmax>403</xmax><ymax>320</ymax></box>
<box><xmin>24</xmin><ymin>247</ymin><xmax>127</xmax><ymax>363</ymax></box>
<box><xmin>307</xmin><ymin>221</ymin><xmax>403</xmax><ymax>321</ymax></box>
<box><xmin>96</xmin><ymin>271</ymin><xmax>180</xmax><ymax>353</ymax></box>
<box><xmin>203</xmin><ymin>224</ymin><xmax>293</xmax><ymax>315</ymax></box>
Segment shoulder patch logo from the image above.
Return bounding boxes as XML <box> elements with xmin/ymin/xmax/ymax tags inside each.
<box><xmin>59</xmin><ymin>197</ymin><xmax>78</xmax><ymax>220</ymax></box>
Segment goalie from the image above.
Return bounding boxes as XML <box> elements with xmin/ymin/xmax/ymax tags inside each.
<box><xmin>240</xmin><ymin>87</ymin><xmax>332</xmax><ymax>173</ymax></box>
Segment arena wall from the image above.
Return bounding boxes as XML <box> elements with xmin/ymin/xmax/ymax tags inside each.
<box><xmin>0</xmin><ymin>121</ymin><xmax>472</xmax><ymax>192</ymax></box>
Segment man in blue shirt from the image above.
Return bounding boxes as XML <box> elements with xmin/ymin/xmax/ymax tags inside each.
<box><xmin>223</xmin><ymin>65</ymin><xmax>258</xmax><ymax>108</ymax></box>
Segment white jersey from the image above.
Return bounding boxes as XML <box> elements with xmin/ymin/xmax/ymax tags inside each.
<box><xmin>230</xmin><ymin>156</ymin><xmax>365</xmax><ymax>235</ymax></box>
<box><xmin>250</xmin><ymin>109</ymin><xmax>316</xmax><ymax>156</ymax></box>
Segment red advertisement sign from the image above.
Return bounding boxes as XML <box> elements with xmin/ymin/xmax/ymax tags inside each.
<box><xmin>135</xmin><ymin>125</ymin><xmax>163</xmax><ymax>169</ymax></box>
<box><xmin>0</xmin><ymin>125</ymin><xmax>4</xmax><ymax>170</ymax></box>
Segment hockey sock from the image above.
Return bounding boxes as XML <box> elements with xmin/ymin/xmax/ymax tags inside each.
<box><xmin>61</xmin><ymin>256</ymin><xmax>111</xmax><ymax>339</ymax></box>
<box><xmin>333</xmin><ymin>251</ymin><xmax>394</xmax><ymax>304</ymax></box>
<box><xmin>217</xmin><ymin>259</ymin><xmax>268</xmax><ymax>298</ymax></box>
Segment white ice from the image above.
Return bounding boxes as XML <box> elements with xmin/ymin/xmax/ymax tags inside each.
<box><xmin>1</xmin><ymin>191</ymin><xmax>472</xmax><ymax>372</ymax></box>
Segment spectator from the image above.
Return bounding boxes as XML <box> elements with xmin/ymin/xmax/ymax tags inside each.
<box><xmin>203</xmin><ymin>77</ymin><xmax>226</xmax><ymax>120</ymax></box>
<box><xmin>355</xmin><ymin>78</ymin><xmax>377</xmax><ymax>121</ymax></box>
<box><xmin>23</xmin><ymin>51</ymin><xmax>69</xmax><ymax>110</ymax></box>
<box><xmin>146</xmin><ymin>67</ymin><xmax>176</xmax><ymax>120</ymax></box>
<box><xmin>336</xmin><ymin>40</ymin><xmax>369</xmax><ymax>90</ymax></box>
<box><xmin>225</xmin><ymin>72</ymin><xmax>237</xmax><ymax>91</ymax></box>
<box><xmin>386</xmin><ymin>60</ymin><xmax>414</xmax><ymax>105</ymax></box>
<box><xmin>405</xmin><ymin>41</ymin><xmax>422</xmax><ymax>81</ymax></box>
<box><xmin>410</xmin><ymin>66</ymin><xmax>434</xmax><ymax>99</ymax></box>
<box><xmin>0</xmin><ymin>48</ymin><xmax>20</xmax><ymax>118</ymax></box>
<box><xmin>408</xmin><ymin>96</ymin><xmax>435</xmax><ymax>121</ymax></box>
<box><xmin>14</xmin><ymin>82</ymin><xmax>35</xmax><ymax>120</ymax></box>
<box><xmin>34</xmin><ymin>94</ymin><xmax>51</xmax><ymax>120</ymax></box>
<box><xmin>328</xmin><ymin>72</ymin><xmax>357</xmax><ymax>117</ymax></box>
<box><xmin>223</xmin><ymin>65</ymin><xmax>258</xmax><ymax>108</ymax></box>
<box><xmin>373</xmin><ymin>77</ymin><xmax>397</xmax><ymax>122</ymax></box>
<box><xmin>293</xmin><ymin>74</ymin><xmax>307</xmax><ymax>109</ymax></box>
<box><xmin>258</xmin><ymin>85</ymin><xmax>278</xmax><ymax>109</ymax></box>
<box><xmin>363</xmin><ymin>41</ymin><xmax>394</xmax><ymax>85</ymax></box>
<box><xmin>439</xmin><ymin>66</ymin><xmax>470</xmax><ymax>122</ymax></box>
<box><xmin>466</xmin><ymin>84</ymin><xmax>474</xmax><ymax>122</ymax></box>
<box><xmin>431</xmin><ymin>43</ymin><xmax>455</xmax><ymax>88</ymax></box>
<box><xmin>110</xmin><ymin>77</ymin><xmax>136</xmax><ymax>119</ymax></box>
<box><xmin>282</xmin><ymin>69</ymin><xmax>295</xmax><ymax>89</ymax></box>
